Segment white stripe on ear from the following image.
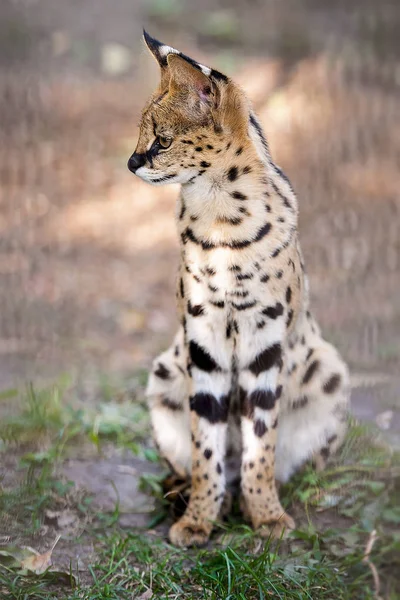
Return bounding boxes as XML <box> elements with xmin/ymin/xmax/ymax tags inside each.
<box><xmin>198</xmin><ymin>64</ymin><xmax>211</xmax><ymax>76</ymax></box>
<box><xmin>159</xmin><ymin>45</ymin><xmax>179</xmax><ymax>57</ymax></box>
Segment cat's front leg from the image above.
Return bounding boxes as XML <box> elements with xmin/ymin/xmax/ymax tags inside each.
<box><xmin>169</xmin><ymin>316</ymin><xmax>232</xmax><ymax>547</ymax></box>
<box><xmin>238</xmin><ymin>322</ymin><xmax>295</xmax><ymax>538</ymax></box>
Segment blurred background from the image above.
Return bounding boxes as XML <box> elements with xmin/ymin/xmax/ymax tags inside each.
<box><xmin>0</xmin><ymin>0</ymin><xmax>399</xmax><ymax>434</ymax></box>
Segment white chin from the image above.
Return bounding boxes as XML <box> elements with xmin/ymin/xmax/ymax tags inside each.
<box><xmin>134</xmin><ymin>167</ymin><xmax>178</xmax><ymax>186</ymax></box>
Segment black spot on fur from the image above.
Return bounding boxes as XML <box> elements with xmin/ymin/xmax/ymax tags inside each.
<box><xmin>236</xmin><ymin>273</ymin><xmax>253</xmax><ymax>281</ymax></box>
<box><xmin>323</xmin><ymin>374</ymin><xmax>341</xmax><ymax>394</ymax></box>
<box><xmin>286</xmin><ymin>287</ymin><xmax>292</xmax><ymax>303</ymax></box>
<box><xmin>189</xmin><ymin>340</ymin><xmax>221</xmax><ymax>372</ymax></box>
<box><xmin>154</xmin><ymin>363</ymin><xmax>171</xmax><ymax>380</ymax></box>
<box><xmin>276</xmin><ymin>270</ymin><xmax>283</xmax><ymax>279</ymax></box>
<box><xmin>306</xmin><ymin>348</ymin><xmax>314</xmax><ymax>361</ymax></box>
<box><xmin>231</xmin><ymin>300</ymin><xmax>257</xmax><ymax>311</ymax></box>
<box><xmin>236</xmin><ymin>146</ymin><xmax>243</xmax><ymax>156</ymax></box>
<box><xmin>179</xmin><ymin>201</ymin><xmax>186</xmax><ymax>220</ymax></box>
<box><xmin>227</xmin><ymin>166</ymin><xmax>239</xmax><ymax>181</ymax></box>
<box><xmin>190</xmin><ymin>393</ymin><xmax>230</xmax><ymax>423</ymax></box>
<box><xmin>204</xmin><ymin>448</ymin><xmax>212</xmax><ymax>460</ymax></box>
<box><xmin>230</xmin><ymin>191</ymin><xmax>247</xmax><ymax>200</ymax></box>
<box><xmin>208</xmin><ymin>284</ymin><xmax>219</xmax><ymax>293</ymax></box>
<box><xmin>195</xmin><ymin>146</ymin><xmax>202</xmax><ymax>152</ymax></box>
<box><xmin>180</xmin><ymin>278</ymin><xmax>184</xmax><ymax>298</ymax></box>
<box><xmin>262</xmin><ymin>302</ymin><xmax>284</xmax><ymax>319</ymax></box>
<box><xmin>243</xmin><ymin>166</ymin><xmax>252</xmax><ymax>174</ymax></box>
<box><xmin>260</xmin><ymin>273</ymin><xmax>270</xmax><ymax>283</ymax></box>
<box><xmin>286</xmin><ymin>309</ymin><xmax>294</xmax><ymax>328</ymax></box>
<box><xmin>320</xmin><ymin>446</ymin><xmax>330</xmax><ymax>460</ymax></box>
<box><xmin>205</xmin><ymin>266</ymin><xmax>216</xmax><ymax>276</ymax></box>
<box><xmin>254</xmin><ymin>420</ymin><xmax>267</xmax><ymax>437</ymax></box>
<box><xmin>206</xmin><ymin>144</ymin><xmax>214</xmax><ymax>150</ymax></box>
<box><xmin>210</xmin><ymin>300</ymin><xmax>225</xmax><ymax>309</ymax></box>
<box><xmin>226</xmin><ymin>321</ymin><xmax>232</xmax><ymax>339</ymax></box>
<box><xmin>292</xmin><ymin>396</ymin><xmax>309</xmax><ymax>410</ymax></box>
<box><xmin>302</xmin><ymin>360</ymin><xmax>320</xmax><ymax>384</ymax></box>
<box><xmin>249</xmin><ymin>389</ymin><xmax>278</xmax><ymax>411</ymax></box>
<box><xmin>187</xmin><ymin>301</ymin><xmax>205</xmax><ymax>317</ymax></box>
<box><xmin>248</xmin><ymin>343</ymin><xmax>282</xmax><ymax>376</ymax></box>
<box><xmin>161</xmin><ymin>397</ymin><xmax>182</xmax><ymax>411</ymax></box>
<box><xmin>231</xmin><ymin>290</ymin><xmax>249</xmax><ymax>299</ymax></box>
<box><xmin>200</xmin><ymin>161</ymin><xmax>211</xmax><ymax>168</ymax></box>
<box><xmin>216</xmin><ymin>463</ymin><xmax>222</xmax><ymax>474</ymax></box>
<box><xmin>229</xmin><ymin>264</ymin><xmax>241</xmax><ymax>271</ymax></box>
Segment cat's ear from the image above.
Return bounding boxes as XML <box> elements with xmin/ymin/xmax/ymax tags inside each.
<box><xmin>167</xmin><ymin>54</ymin><xmax>216</xmax><ymax>111</ymax></box>
<box><xmin>143</xmin><ymin>30</ymin><xmax>175</xmax><ymax>87</ymax></box>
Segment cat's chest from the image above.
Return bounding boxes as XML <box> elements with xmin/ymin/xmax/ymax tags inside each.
<box><xmin>182</xmin><ymin>245</ymin><xmax>278</xmax><ymax>309</ymax></box>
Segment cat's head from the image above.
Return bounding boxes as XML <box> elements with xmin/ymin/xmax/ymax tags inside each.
<box><xmin>128</xmin><ymin>31</ymin><xmax>250</xmax><ymax>185</ymax></box>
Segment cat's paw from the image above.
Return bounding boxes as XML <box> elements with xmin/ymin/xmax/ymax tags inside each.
<box><xmin>256</xmin><ymin>511</ymin><xmax>295</xmax><ymax>539</ymax></box>
<box><xmin>169</xmin><ymin>518</ymin><xmax>211</xmax><ymax>547</ymax></box>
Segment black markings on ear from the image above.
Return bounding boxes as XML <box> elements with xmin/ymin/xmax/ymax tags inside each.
<box><xmin>187</xmin><ymin>301</ymin><xmax>205</xmax><ymax>317</ymax></box>
<box><xmin>323</xmin><ymin>374</ymin><xmax>341</xmax><ymax>394</ymax></box>
<box><xmin>302</xmin><ymin>360</ymin><xmax>320</xmax><ymax>384</ymax></box>
<box><xmin>262</xmin><ymin>302</ymin><xmax>284</xmax><ymax>319</ymax></box>
<box><xmin>227</xmin><ymin>166</ymin><xmax>239</xmax><ymax>181</ymax></box>
<box><xmin>230</xmin><ymin>191</ymin><xmax>247</xmax><ymax>200</ymax></box>
<box><xmin>154</xmin><ymin>363</ymin><xmax>171</xmax><ymax>380</ymax></box>
<box><xmin>248</xmin><ymin>343</ymin><xmax>282</xmax><ymax>376</ymax></box>
<box><xmin>190</xmin><ymin>393</ymin><xmax>230</xmax><ymax>423</ymax></box>
<box><xmin>189</xmin><ymin>340</ymin><xmax>221</xmax><ymax>372</ymax></box>
<box><xmin>204</xmin><ymin>448</ymin><xmax>212</xmax><ymax>459</ymax></box>
<box><xmin>254</xmin><ymin>420</ymin><xmax>267</xmax><ymax>437</ymax></box>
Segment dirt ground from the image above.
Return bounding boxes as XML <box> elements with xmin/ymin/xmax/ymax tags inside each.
<box><xmin>1</xmin><ymin>1</ymin><xmax>400</xmax><ymax>427</ymax></box>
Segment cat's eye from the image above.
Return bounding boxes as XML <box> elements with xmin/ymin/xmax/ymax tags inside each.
<box><xmin>158</xmin><ymin>136</ymin><xmax>172</xmax><ymax>149</ymax></box>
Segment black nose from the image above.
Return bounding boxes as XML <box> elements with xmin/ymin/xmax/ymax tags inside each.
<box><xmin>127</xmin><ymin>152</ymin><xmax>146</xmax><ymax>173</ymax></box>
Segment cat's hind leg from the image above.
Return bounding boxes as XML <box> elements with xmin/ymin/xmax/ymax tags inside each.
<box><xmin>146</xmin><ymin>328</ymin><xmax>191</xmax><ymax>478</ymax></box>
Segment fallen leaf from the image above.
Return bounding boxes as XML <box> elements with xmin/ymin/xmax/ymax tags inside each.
<box><xmin>21</xmin><ymin>535</ymin><xmax>60</xmax><ymax>574</ymax></box>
